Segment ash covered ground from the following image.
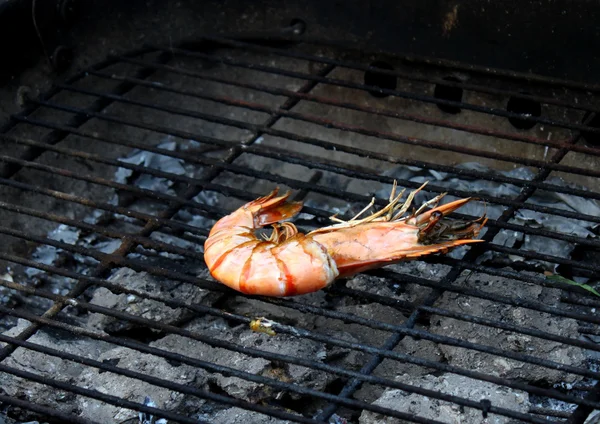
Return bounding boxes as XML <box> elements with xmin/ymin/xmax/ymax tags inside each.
<box><xmin>1</xmin><ymin>139</ymin><xmax>599</xmax><ymax>424</ymax></box>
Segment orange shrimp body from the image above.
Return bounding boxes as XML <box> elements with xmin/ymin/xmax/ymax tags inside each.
<box><xmin>204</xmin><ymin>181</ymin><xmax>487</xmax><ymax>297</ymax></box>
<box><xmin>203</xmin><ymin>191</ymin><xmax>339</xmax><ymax>297</ymax></box>
<box><xmin>309</xmin><ymin>195</ymin><xmax>487</xmax><ymax>278</ymax></box>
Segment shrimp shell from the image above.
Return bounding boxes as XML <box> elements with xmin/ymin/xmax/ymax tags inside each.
<box><xmin>203</xmin><ymin>190</ymin><xmax>338</xmax><ymax>297</ymax></box>
<box><xmin>203</xmin><ymin>182</ymin><xmax>487</xmax><ymax>297</ymax></box>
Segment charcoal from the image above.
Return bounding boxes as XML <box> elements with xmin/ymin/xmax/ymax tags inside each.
<box><xmin>315</xmin><ymin>303</ymin><xmax>408</xmax><ymax>347</ymax></box>
<box><xmin>376</xmin><ymin>162</ymin><xmax>600</xmax><ymax>270</ymax></box>
<box><xmin>344</xmin><ymin>274</ymin><xmax>402</xmax><ymax>301</ymax></box>
<box><xmin>430</xmin><ymin>272</ymin><xmax>586</xmax><ymax>384</ymax></box>
<box><xmin>204</xmin><ymin>407</ymin><xmax>294</xmax><ymax>424</ymax></box>
<box><xmin>86</xmin><ymin>267</ymin><xmax>221</xmax><ymax>334</ymax></box>
<box><xmin>114</xmin><ymin>139</ymin><xmax>192</xmax><ymax>194</ymax></box>
<box><xmin>585</xmin><ymin>410</ymin><xmax>600</xmax><ymax>424</ymax></box>
<box><xmin>76</xmin><ymin>346</ymin><xmax>204</xmax><ymax>423</ymax></box>
<box><xmin>314</xmin><ymin>302</ymin><xmax>443</xmax><ymax>404</ymax></box>
<box><xmin>220</xmin><ymin>290</ymin><xmax>329</xmax><ymax>329</ymax></box>
<box><xmin>0</xmin><ymin>319</ymin><xmax>113</xmax><ymax>416</ymax></box>
<box><xmin>359</xmin><ymin>373</ymin><xmax>530</xmax><ymax>424</ymax></box>
<box><xmin>151</xmin><ymin>316</ymin><xmax>333</xmax><ymax>404</ymax></box>
<box><xmin>344</xmin><ymin>264</ymin><xmax>444</xmax><ymax>305</ymax></box>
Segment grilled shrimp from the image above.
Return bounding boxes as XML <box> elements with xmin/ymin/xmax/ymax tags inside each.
<box><xmin>203</xmin><ymin>190</ymin><xmax>339</xmax><ymax>297</ymax></box>
<box><xmin>203</xmin><ymin>181</ymin><xmax>487</xmax><ymax>297</ymax></box>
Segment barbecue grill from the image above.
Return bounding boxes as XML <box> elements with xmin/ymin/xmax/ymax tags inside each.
<box><xmin>0</xmin><ymin>1</ymin><xmax>600</xmax><ymax>423</ymax></box>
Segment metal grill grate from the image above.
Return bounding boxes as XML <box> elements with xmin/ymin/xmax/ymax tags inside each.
<box><xmin>0</xmin><ymin>34</ymin><xmax>599</xmax><ymax>424</ymax></box>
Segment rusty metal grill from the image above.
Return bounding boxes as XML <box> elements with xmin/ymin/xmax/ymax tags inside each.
<box><xmin>0</xmin><ymin>34</ymin><xmax>599</xmax><ymax>424</ymax></box>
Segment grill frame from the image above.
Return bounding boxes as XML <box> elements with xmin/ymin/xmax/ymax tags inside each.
<box><xmin>0</xmin><ymin>33</ymin><xmax>598</xmax><ymax>424</ymax></box>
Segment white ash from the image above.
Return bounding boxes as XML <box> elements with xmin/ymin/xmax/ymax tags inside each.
<box><xmin>191</xmin><ymin>190</ymin><xmax>219</xmax><ymax>209</ymax></box>
<box><xmin>114</xmin><ymin>138</ymin><xmax>208</xmax><ymax>194</ymax></box>
<box><xmin>0</xmin><ymin>272</ymin><xmax>17</xmax><ymax>311</ymax></box>
<box><xmin>0</xmin><ymin>318</ymin><xmax>114</xmax><ymax>418</ymax></box>
<box><xmin>138</xmin><ymin>396</ymin><xmax>168</xmax><ymax>424</ymax></box>
<box><xmin>220</xmin><ymin>290</ymin><xmax>329</xmax><ymax>330</ymax></box>
<box><xmin>86</xmin><ymin>268</ymin><xmax>221</xmax><ymax>334</ymax></box>
<box><xmin>151</xmin><ymin>315</ymin><xmax>334</xmax><ymax>406</ymax></box>
<box><xmin>24</xmin><ymin>224</ymin><xmax>81</xmax><ymax>279</ymax></box>
<box><xmin>430</xmin><ymin>271</ymin><xmax>587</xmax><ymax>385</ymax></box>
<box><xmin>343</xmin><ymin>264</ymin><xmax>446</xmax><ymax>304</ymax></box>
<box><xmin>170</xmin><ymin>190</ymin><xmax>220</xmax><ymax>233</ymax></box>
<box><xmin>529</xmin><ymin>367</ymin><xmax>599</xmax><ymax>417</ymax></box>
<box><xmin>200</xmin><ymin>407</ymin><xmax>293</xmax><ymax>424</ymax></box>
<box><xmin>297</xmin><ymin>173</ymin><xmax>354</xmax><ymax>221</ymax></box>
<box><xmin>173</xmin><ymin>209</ymin><xmax>213</xmax><ymax>231</ymax></box>
<box><xmin>92</xmin><ymin>239</ymin><xmax>123</xmax><ymax>254</ymax></box>
<box><xmin>0</xmin><ymin>419</ymin><xmax>45</xmax><ymax>424</ymax></box>
<box><xmin>20</xmin><ymin>218</ymin><xmax>125</xmax><ymax>298</ymax></box>
<box><xmin>313</xmin><ymin>302</ymin><xmax>444</xmax><ymax>403</ymax></box>
<box><xmin>148</xmin><ymin>231</ymin><xmax>203</xmax><ymax>260</ymax></box>
<box><xmin>585</xmin><ymin>410</ymin><xmax>600</xmax><ymax>424</ymax></box>
<box><xmin>359</xmin><ymin>373</ymin><xmax>530</xmax><ymax>424</ymax></box>
<box><xmin>76</xmin><ymin>345</ymin><xmax>202</xmax><ymax>423</ymax></box>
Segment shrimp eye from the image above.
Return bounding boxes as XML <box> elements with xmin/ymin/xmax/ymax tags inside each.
<box><xmin>431</xmin><ymin>211</ymin><xmax>443</xmax><ymax>220</ymax></box>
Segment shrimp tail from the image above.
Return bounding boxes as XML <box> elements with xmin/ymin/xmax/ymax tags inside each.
<box><xmin>409</xmin><ymin>197</ymin><xmax>475</xmax><ymax>225</ymax></box>
<box><xmin>313</xmin><ymin>188</ymin><xmax>488</xmax><ymax>278</ymax></box>
<box><xmin>408</xmin><ymin>196</ymin><xmax>488</xmax><ymax>245</ymax></box>
<box><xmin>245</xmin><ymin>188</ymin><xmax>304</xmax><ymax>227</ymax></box>
<box><xmin>334</xmin><ymin>238</ymin><xmax>484</xmax><ymax>278</ymax></box>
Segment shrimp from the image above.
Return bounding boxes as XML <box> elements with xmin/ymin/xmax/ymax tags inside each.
<box><xmin>308</xmin><ymin>181</ymin><xmax>488</xmax><ymax>278</ymax></box>
<box><xmin>203</xmin><ymin>181</ymin><xmax>487</xmax><ymax>297</ymax></box>
<box><xmin>203</xmin><ymin>190</ymin><xmax>339</xmax><ymax>297</ymax></box>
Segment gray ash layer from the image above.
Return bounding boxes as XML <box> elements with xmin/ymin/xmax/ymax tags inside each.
<box><xmin>359</xmin><ymin>374</ymin><xmax>530</xmax><ymax>424</ymax></box>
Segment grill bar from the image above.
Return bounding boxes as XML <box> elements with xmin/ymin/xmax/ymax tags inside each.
<box><xmin>2</xmin><ymin>236</ymin><xmax>597</xmax><ymax>382</ymax></box>
<box><xmin>11</xmin><ymin>140</ymin><xmax>600</xmax><ymax>278</ymax></box>
<box><xmin>0</xmin><ymin>177</ymin><xmax>598</xmax><ymax>327</ymax></box>
<box><xmin>63</xmin><ymin>69</ymin><xmax>600</xmax><ymax>197</ymax></box>
<box><xmin>0</xmin><ymin>200</ymin><xmax>208</xmax><ymax>262</ymax></box>
<box><xmin>0</xmin><ymin>278</ymin><xmax>591</xmax><ymax>423</ymax></box>
<box><xmin>0</xmin><ymin>364</ymin><xmax>213</xmax><ymax>424</ymax></box>
<box><xmin>42</xmin><ymin>84</ymin><xmax>600</xmax><ymax>182</ymax></box>
<box><xmin>187</xmin><ymin>34</ymin><xmax>600</xmax><ymax>95</ymax></box>
<box><xmin>14</xmin><ymin>107</ymin><xmax>600</xmax><ymax>230</ymax></box>
<box><xmin>2</xmin><ymin>241</ymin><xmax>599</xmax><ymax>364</ymax></box>
<box><xmin>0</xmin><ymin>175</ymin><xmax>211</xmax><ymax>235</ymax></box>
<box><xmin>0</xmin><ymin>309</ymin><xmax>517</xmax><ymax>424</ymax></box>
<box><xmin>3</xmin><ymin>127</ymin><xmax>599</xmax><ymax>284</ymax></box>
<box><xmin>0</xmin><ymin>50</ymin><xmax>169</xmax><ymax>181</ymax></box>
<box><xmin>153</xmin><ymin>44</ymin><xmax>600</xmax><ymax>135</ymax></box>
<box><xmin>21</xmin><ymin>95</ymin><xmax>600</xmax><ymax>232</ymax></box>
<box><xmin>93</xmin><ymin>59</ymin><xmax>600</xmax><ymax>160</ymax></box>
<box><xmin>0</xmin><ymin>393</ymin><xmax>98</xmax><ymax>424</ymax></box>
<box><xmin>119</xmin><ymin>48</ymin><xmax>598</xmax><ymax>117</ymax></box>
<box><xmin>0</xmin><ymin>166</ymin><xmax>597</xmax><ymax>327</ymax></box>
<box><xmin>568</xmin><ymin>384</ymin><xmax>600</xmax><ymax>424</ymax></box>
<box><xmin>0</xmin><ymin>136</ymin><xmax>597</xmax><ymax>305</ymax></box>
<box><xmin>0</xmin><ymin>39</ymin><xmax>597</xmax><ymax>423</ymax></box>
<box><xmin>0</xmin><ymin>51</ymin><xmax>178</xmax><ymax>366</ymax></box>
<box><xmin>315</xmin><ymin>91</ymin><xmax>590</xmax><ymax>419</ymax></box>
<box><xmin>5</xmin><ymin>233</ymin><xmax>596</xmax><ymax>379</ymax></box>
<box><xmin>2</xmin><ymin>62</ymin><xmax>341</xmax><ymax>422</ymax></box>
<box><xmin>0</xmin><ymin>331</ymin><xmax>361</xmax><ymax>424</ymax></box>
<box><xmin>3</xmin><ymin>131</ymin><xmax>600</xmax><ymax>258</ymax></box>
<box><xmin>369</xmin><ymin>266</ymin><xmax>600</xmax><ymax>324</ymax></box>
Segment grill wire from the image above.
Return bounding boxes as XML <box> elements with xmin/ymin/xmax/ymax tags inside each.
<box><xmin>0</xmin><ymin>34</ymin><xmax>598</xmax><ymax>424</ymax></box>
